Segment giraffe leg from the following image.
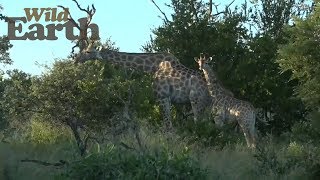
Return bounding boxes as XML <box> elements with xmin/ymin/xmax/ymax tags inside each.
<box><xmin>249</xmin><ymin>128</ymin><xmax>256</xmax><ymax>148</ymax></box>
<box><xmin>190</xmin><ymin>100</ymin><xmax>199</xmax><ymax>123</ymax></box>
<box><xmin>243</xmin><ymin>128</ymin><xmax>251</xmax><ymax>148</ymax></box>
<box><xmin>213</xmin><ymin>108</ymin><xmax>225</xmax><ymax>127</ymax></box>
<box><xmin>248</xmin><ymin>111</ymin><xmax>257</xmax><ymax>148</ymax></box>
<box><xmin>158</xmin><ymin>98</ymin><xmax>172</xmax><ymax>130</ymax></box>
<box><xmin>241</xmin><ymin>123</ymin><xmax>257</xmax><ymax>148</ymax></box>
<box><xmin>238</xmin><ymin>120</ymin><xmax>252</xmax><ymax>148</ymax></box>
<box><xmin>190</xmin><ymin>90</ymin><xmax>201</xmax><ymax>123</ymax></box>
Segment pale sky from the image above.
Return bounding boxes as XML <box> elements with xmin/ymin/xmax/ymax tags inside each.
<box><xmin>0</xmin><ymin>0</ymin><xmax>171</xmax><ymax>75</ymax></box>
<box><xmin>0</xmin><ymin>0</ymin><xmax>239</xmax><ymax>75</ymax></box>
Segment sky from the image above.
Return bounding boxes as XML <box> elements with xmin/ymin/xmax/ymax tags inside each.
<box><xmin>0</xmin><ymin>0</ymin><xmax>241</xmax><ymax>75</ymax></box>
<box><xmin>0</xmin><ymin>0</ymin><xmax>171</xmax><ymax>75</ymax></box>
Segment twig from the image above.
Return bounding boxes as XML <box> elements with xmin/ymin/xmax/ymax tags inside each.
<box><xmin>150</xmin><ymin>0</ymin><xmax>169</xmax><ymax>23</ymax></box>
<box><xmin>57</xmin><ymin>5</ymin><xmax>81</xmax><ymax>30</ymax></box>
<box><xmin>21</xmin><ymin>159</ymin><xmax>68</xmax><ymax>167</ymax></box>
<box><xmin>212</xmin><ymin>0</ymin><xmax>235</xmax><ymax>17</ymax></box>
<box><xmin>0</xmin><ymin>14</ymin><xmax>15</xmax><ymax>23</ymax></box>
<box><xmin>120</xmin><ymin>142</ymin><xmax>136</xmax><ymax>150</ymax></box>
<box><xmin>208</xmin><ymin>0</ymin><xmax>213</xmax><ymax>16</ymax></box>
<box><xmin>58</xmin><ymin>0</ymin><xmax>96</xmax><ymax>55</ymax></box>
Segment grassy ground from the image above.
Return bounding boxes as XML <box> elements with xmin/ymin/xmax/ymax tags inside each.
<box><xmin>1</xmin><ymin>123</ymin><xmax>319</xmax><ymax>179</ymax></box>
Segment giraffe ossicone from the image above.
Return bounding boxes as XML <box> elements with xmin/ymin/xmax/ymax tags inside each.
<box><xmin>195</xmin><ymin>53</ymin><xmax>257</xmax><ymax>148</ymax></box>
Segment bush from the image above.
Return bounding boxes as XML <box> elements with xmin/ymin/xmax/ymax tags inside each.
<box><xmin>176</xmin><ymin>115</ymin><xmax>243</xmax><ymax>149</ymax></box>
<box><xmin>254</xmin><ymin>139</ymin><xmax>320</xmax><ymax>179</ymax></box>
<box><xmin>28</xmin><ymin>116</ymin><xmax>72</xmax><ymax>145</ymax></box>
<box><xmin>290</xmin><ymin>121</ymin><xmax>320</xmax><ymax>144</ymax></box>
<box><xmin>58</xmin><ymin>145</ymin><xmax>207</xmax><ymax>180</ymax></box>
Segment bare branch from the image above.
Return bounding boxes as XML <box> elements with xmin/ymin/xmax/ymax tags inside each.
<box><xmin>150</xmin><ymin>0</ymin><xmax>169</xmax><ymax>23</ymax></box>
<box><xmin>72</xmin><ymin>0</ymin><xmax>90</xmax><ymax>15</ymax></box>
<box><xmin>58</xmin><ymin>0</ymin><xmax>97</xmax><ymax>58</ymax></box>
<box><xmin>120</xmin><ymin>142</ymin><xmax>136</xmax><ymax>150</ymax></box>
<box><xmin>0</xmin><ymin>14</ymin><xmax>15</xmax><ymax>23</ymax></box>
<box><xmin>212</xmin><ymin>0</ymin><xmax>236</xmax><ymax>17</ymax></box>
<box><xmin>21</xmin><ymin>159</ymin><xmax>68</xmax><ymax>167</ymax></box>
<box><xmin>208</xmin><ymin>0</ymin><xmax>213</xmax><ymax>16</ymax></box>
<box><xmin>57</xmin><ymin>5</ymin><xmax>81</xmax><ymax>30</ymax></box>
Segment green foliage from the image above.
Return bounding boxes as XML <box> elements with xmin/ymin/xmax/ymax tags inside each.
<box><xmin>278</xmin><ymin>1</ymin><xmax>320</xmax><ymax>110</ymax></box>
<box><xmin>289</xmin><ymin>120</ymin><xmax>320</xmax><ymax>144</ymax></box>
<box><xmin>145</xmin><ymin>0</ymin><xmax>308</xmax><ymax>134</ymax></box>
<box><xmin>28</xmin><ymin>116</ymin><xmax>72</xmax><ymax>145</ymax></box>
<box><xmin>31</xmin><ymin>59</ymin><xmax>156</xmax><ymax>129</ymax></box>
<box><xmin>59</xmin><ymin>144</ymin><xmax>207</xmax><ymax>180</ymax></box>
<box><xmin>0</xmin><ymin>70</ymin><xmax>34</xmax><ymax>136</ymax></box>
<box><xmin>0</xmin><ymin>5</ymin><xmax>13</xmax><ymax>64</ymax></box>
<box><xmin>176</xmin><ymin>118</ymin><xmax>242</xmax><ymax>149</ymax></box>
<box><xmin>0</xmin><ymin>36</ymin><xmax>12</xmax><ymax>64</ymax></box>
<box><xmin>254</xmin><ymin>139</ymin><xmax>320</xmax><ymax>179</ymax></box>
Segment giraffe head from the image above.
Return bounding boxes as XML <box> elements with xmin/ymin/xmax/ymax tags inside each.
<box><xmin>74</xmin><ymin>42</ymin><xmax>104</xmax><ymax>63</ymax></box>
<box><xmin>194</xmin><ymin>53</ymin><xmax>212</xmax><ymax>70</ymax></box>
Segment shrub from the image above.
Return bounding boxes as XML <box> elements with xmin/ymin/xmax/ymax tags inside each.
<box><xmin>176</xmin><ymin>115</ymin><xmax>243</xmax><ymax>149</ymax></box>
<box><xmin>254</xmin><ymin>139</ymin><xmax>320</xmax><ymax>179</ymax></box>
<box><xmin>28</xmin><ymin>116</ymin><xmax>72</xmax><ymax>145</ymax></box>
<box><xmin>58</xmin><ymin>145</ymin><xmax>207</xmax><ymax>180</ymax></box>
<box><xmin>290</xmin><ymin>121</ymin><xmax>320</xmax><ymax>144</ymax></box>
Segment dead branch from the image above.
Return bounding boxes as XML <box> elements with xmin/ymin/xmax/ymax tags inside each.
<box><xmin>208</xmin><ymin>0</ymin><xmax>213</xmax><ymax>16</ymax></box>
<box><xmin>21</xmin><ymin>159</ymin><xmax>68</xmax><ymax>167</ymax></box>
<box><xmin>0</xmin><ymin>14</ymin><xmax>18</xmax><ymax>23</ymax></box>
<box><xmin>58</xmin><ymin>0</ymin><xmax>96</xmax><ymax>55</ymax></box>
<box><xmin>150</xmin><ymin>0</ymin><xmax>169</xmax><ymax>23</ymax></box>
<box><xmin>120</xmin><ymin>142</ymin><xmax>136</xmax><ymax>150</ymax></box>
<box><xmin>57</xmin><ymin>5</ymin><xmax>81</xmax><ymax>30</ymax></box>
<box><xmin>212</xmin><ymin>0</ymin><xmax>236</xmax><ymax>17</ymax></box>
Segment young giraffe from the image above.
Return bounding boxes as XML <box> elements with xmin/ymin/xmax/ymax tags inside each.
<box><xmin>195</xmin><ymin>54</ymin><xmax>256</xmax><ymax>148</ymax></box>
<box><xmin>75</xmin><ymin>45</ymin><xmax>234</xmax><ymax>129</ymax></box>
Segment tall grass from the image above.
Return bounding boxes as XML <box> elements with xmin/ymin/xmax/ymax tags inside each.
<box><xmin>1</xmin><ymin>120</ymin><xmax>320</xmax><ymax>179</ymax></box>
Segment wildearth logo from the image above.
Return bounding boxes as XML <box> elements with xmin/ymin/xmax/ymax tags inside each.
<box><xmin>5</xmin><ymin>7</ymin><xmax>100</xmax><ymax>40</ymax></box>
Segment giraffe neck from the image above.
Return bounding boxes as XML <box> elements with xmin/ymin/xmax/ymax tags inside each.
<box><xmin>202</xmin><ymin>65</ymin><xmax>225</xmax><ymax>100</ymax></box>
<box><xmin>99</xmin><ymin>49</ymin><xmax>178</xmax><ymax>73</ymax></box>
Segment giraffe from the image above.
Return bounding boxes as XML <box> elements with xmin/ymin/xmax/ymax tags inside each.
<box><xmin>75</xmin><ymin>44</ymin><xmax>225</xmax><ymax>129</ymax></box>
<box><xmin>195</xmin><ymin>54</ymin><xmax>256</xmax><ymax>148</ymax></box>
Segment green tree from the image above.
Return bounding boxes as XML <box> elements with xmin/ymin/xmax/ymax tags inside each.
<box><xmin>145</xmin><ymin>0</ymin><xmax>307</xmax><ymax>134</ymax></box>
<box><xmin>0</xmin><ymin>70</ymin><xmax>33</xmax><ymax>134</ymax></box>
<box><xmin>278</xmin><ymin>1</ymin><xmax>320</xmax><ymax>110</ymax></box>
<box><xmin>0</xmin><ymin>5</ymin><xmax>13</xmax><ymax>64</ymax></box>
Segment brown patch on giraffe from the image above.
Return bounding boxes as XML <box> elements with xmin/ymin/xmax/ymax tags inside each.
<box><xmin>140</xmin><ymin>55</ymin><xmax>148</xmax><ymax>59</ymax></box>
<box><xmin>132</xmin><ymin>63</ymin><xmax>138</xmax><ymax>68</ymax></box>
<box><xmin>125</xmin><ymin>62</ymin><xmax>131</xmax><ymax>67</ymax></box>
<box><xmin>108</xmin><ymin>54</ymin><xmax>115</xmax><ymax>59</ymax></box>
<box><xmin>149</xmin><ymin>57</ymin><xmax>156</xmax><ymax>62</ymax></box>
<box><xmin>145</xmin><ymin>59</ymin><xmax>153</xmax><ymax>66</ymax></box>
<box><xmin>156</xmin><ymin>54</ymin><xmax>164</xmax><ymax>59</ymax></box>
<box><xmin>164</xmin><ymin>57</ymin><xmax>173</xmax><ymax>61</ymax></box>
<box><xmin>135</xmin><ymin>58</ymin><xmax>144</xmax><ymax>65</ymax></box>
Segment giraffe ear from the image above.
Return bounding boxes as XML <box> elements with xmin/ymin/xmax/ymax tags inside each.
<box><xmin>208</xmin><ymin>57</ymin><xmax>213</xmax><ymax>62</ymax></box>
<box><xmin>194</xmin><ymin>57</ymin><xmax>198</xmax><ymax>62</ymax></box>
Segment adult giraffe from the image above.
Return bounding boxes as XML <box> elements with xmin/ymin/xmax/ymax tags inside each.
<box><xmin>74</xmin><ymin>44</ymin><xmax>232</xmax><ymax>129</ymax></box>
